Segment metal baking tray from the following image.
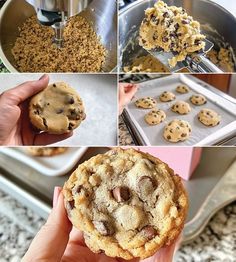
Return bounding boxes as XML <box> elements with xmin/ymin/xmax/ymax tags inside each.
<box><xmin>123</xmin><ymin>74</ymin><xmax>236</xmax><ymax>146</ymax></box>
<box><xmin>0</xmin><ymin>147</ymin><xmax>236</xmax><ymax>243</ymax></box>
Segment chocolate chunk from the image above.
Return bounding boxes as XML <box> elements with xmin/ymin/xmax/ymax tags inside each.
<box><xmin>68</xmin><ymin>122</ymin><xmax>74</xmax><ymax>130</ymax></box>
<box><xmin>69</xmin><ymin>97</ymin><xmax>75</xmax><ymax>104</ymax></box>
<box><xmin>163</xmin><ymin>11</ymin><xmax>169</xmax><ymax>18</ymax></box>
<box><xmin>112</xmin><ymin>186</ymin><xmax>130</xmax><ymax>202</ymax></box>
<box><xmin>162</xmin><ymin>37</ymin><xmax>169</xmax><ymax>43</ymax></box>
<box><xmin>182</xmin><ymin>19</ymin><xmax>190</xmax><ymax>24</ymax></box>
<box><xmin>167</xmin><ymin>135</ymin><xmax>171</xmax><ymax>139</ymax></box>
<box><xmin>81</xmin><ymin>112</ymin><xmax>86</xmax><ymax>120</ymax></box>
<box><xmin>195</xmin><ymin>39</ymin><xmax>201</xmax><ymax>45</ymax></box>
<box><xmin>67</xmin><ymin>200</ymin><xmax>75</xmax><ymax>210</ymax></box>
<box><xmin>56</xmin><ymin>108</ymin><xmax>64</xmax><ymax>114</ymax></box>
<box><xmin>72</xmin><ymin>185</ymin><xmax>83</xmax><ymax>195</ymax></box>
<box><xmin>142</xmin><ymin>226</ymin><xmax>157</xmax><ymax>240</ymax></box>
<box><xmin>138</xmin><ymin>176</ymin><xmax>156</xmax><ymax>198</ymax></box>
<box><xmin>69</xmin><ymin>109</ymin><xmax>80</xmax><ymax>120</ymax></box>
<box><xmin>93</xmin><ymin>221</ymin><xmax>114</xmax><ymax>236</ymax></box>
<box><xmin>181</xmin><ymin>133</ymin><xmax>187</xmax><ymax>137</ymax></box>
<box><xmin>174</xmin><ymin>23</ymin><xmax>180</xmax><ymax>30</ymax></box>
<box><xmin>53</xmin><ymin>84</ymin><xmax>56</xmax><ymax>87</ymax></box>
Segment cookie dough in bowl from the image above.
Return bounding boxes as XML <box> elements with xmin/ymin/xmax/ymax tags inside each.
<box><xmin>145</xmin><ymin>109</ymin><xmax>166</xmax><ymax>125</ymax></box>
<box><xmin>164</xmin><ymin>119</ymin><xmax>192</xmax><ymax>143</ymax></box>
<box><xmin>139</xmin><ymin>1</ymin><xmax>206</xmax><ymax>67</ymax></box>
<box><xmin>63</xmin><ymin>148</ymin><xmax>188</xmax><ymax>259</ymax></box>
<box><xmin>135</xmin><ymin>97</ymin><xmax>157</xmax><ymax>109</ymax></box>
<box><xmin>198</xmin><ymin>108</ymin><xmax>221</xmax><ymax>127</ymax></box>
<box><xmin>29</xmin><ymin>82</ymin><xmax>86</xmax><ymax>134</ymax></box>
<box><xmin>171</xmin><ymin>101</ymin><xmax>191</xmax><ymax>115</ymax></box>
<box><xmin>159</xmin><ymin>91</ymin><xmax>176</xmax><ymax>102</ymax></box>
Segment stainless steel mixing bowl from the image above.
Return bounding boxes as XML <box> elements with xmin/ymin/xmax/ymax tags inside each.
<box><xmin>0</xmin><ymin>0</ymin><xmax>117</xmax><ymax>72</ymax></box>
<box><xmin>119</xmin><ymin>0</ymin><xmax>236</xmax><ymax>72</ymax></box>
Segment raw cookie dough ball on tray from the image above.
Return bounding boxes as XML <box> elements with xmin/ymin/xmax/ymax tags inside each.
<box><xmin>164</xmin><ymin>119</ymin><xmax>192</xmax><ymax>142</ymax></box>
<box><xmin>135</xmin><ymin>97</ymin><xmax>157</xmax><ymax>109</ymax></box>
<box><xmin>63</xmin><ymin>148</ymin><xmax>188</xmax><ymax>260</ymax></box>
<box><xmin>198</xmin><ymin>108</ymin><xmax>221</xmax><ymax>127</ymax></box>
<box><xmin>159</xmin><ymin>91</ymin><xmax>176</xmax><ymax>102</ymax></box>
<box><xmin>190</xmin><ymin>94</ymin><xmax>207</xmax><ymax>106</ymax></box>
<box><xmin>29</xmin><ymin>82</ymin><xmax>86</xmax><ymax>134</ymax></box>
<box><xmin>145</xmin><ymin>109</ymin><xmax>166</xmax><ymax>125</ymax></box>
<box><xmin>171</xmin><ymin>101</ymin><xmax>191</xmax><ymax>115</ymax></box>
<box><xmin>176</xmin><ymin>84</ymin><xmax>190</xmax><ymax>94</ymax></box>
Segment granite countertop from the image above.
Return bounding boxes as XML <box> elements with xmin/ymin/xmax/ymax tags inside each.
<box><xmin>0</xmin><ymin>188</ymin><xmax>235</xmax><ymax>262</ymax></box>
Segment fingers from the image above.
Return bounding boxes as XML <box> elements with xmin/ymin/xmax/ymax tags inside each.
<box><xmin>22</xmin><ymin>188</ymin><xmax>72</xmax><ymax>262</ymax></box>
<box><xmin>1</xmin><ymin>74</ymin><xmax>49</xmax><ymax>106</ymax></box>
<box><xmin>34</xmin><ymin>131</ymin><xmax>73</xmax><ymax>145</ymax></box>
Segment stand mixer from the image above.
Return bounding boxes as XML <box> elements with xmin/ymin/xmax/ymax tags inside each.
<box><xmin>26</xmin><ymin>0</ymin><xmax>92</xmax><ymax>47</ymax></box>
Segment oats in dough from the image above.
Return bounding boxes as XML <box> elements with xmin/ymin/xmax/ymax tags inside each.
<box><xmin>164</xmin><ymin>119</ymin><xmax>192</xmax><ymax>143</ymax></box>
<box><xmin>198</xmin><ymin>108</ymin><xmax>221</xmax><ymax>127</ymax></box>
<box><xmin>12</xmin><ymin>15</ymin><xmax>106</xmax><ymax>72</ymax></box>
<box><xmin>135</xmin><ymin>97</ymin><xmax>157</xmax><ymax>109</ymax></box>
<box><xmin>159</xmin><ymin>91</ymin><xmax>176</xmax><ymax>102</ymax></box>
<box><xmin>139</xmin><ymin>1</ymin><xmax>206</xmax><ymax>67</ymax></box>
<box><xmin>145</xmin><ymin>109</ymin><xmax>166</xmax><ymax>125</ymax></box>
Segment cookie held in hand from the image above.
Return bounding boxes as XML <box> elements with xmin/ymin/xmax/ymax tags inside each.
<box><xmin>63</xmin><ymin>148</ymin><xmax>188</xmax><ymax>259</ymax></box>
<box><xmin>29</xmin><ymin>82</ymin><xmax>86</xmax><ymax>134</ymax></box>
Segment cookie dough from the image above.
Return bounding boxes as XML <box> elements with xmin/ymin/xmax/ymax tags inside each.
<box><xmin>198</xmin><ymin>109</ymin><xmax>221</xmax><ymax>126</ymax></box>
<box><xmin>145</xmin><ymin>109</ymin><xmax>166</xmax><ymax>125</ymax></box>
<box><xmin>12</xmin><ymin>15</ymin><xmax>106</xmax><ymax>72</ymax></box>
<box><xmin>164</xmin><ymin>119</ymin><xmax>192</xmax><ymax>142</ymax></box>
<box><xmin>159</xmin><ymin>91</ymin><xmax>176</xmax><ymax>102</ymax></box>
<box><xmin>176</xmin><ymin>84</ymin><xmax>190</xmax><ymax>94</ymax></box>
<box><xmin>139</xmin><ymin>1</ymin><xmax>206</xmax><ymax>67</ymax></box>
<box><xmin>135</xmin><ymin>97</ymin><xmax>157</xmax><ymax>109</ymax></box>
<box><xmin>171</xmin><ymin>101</ymin><xmax>191</xmax><ymax>115</ymax></box>
<box><xmin>27</xmin><ymin>147</ymin><xmax>67</xmax><ymax>156</ymax></box>
<box><xmin>190</xmin><ymin>94</ymin><xmax>207</xmax><ymax>105</ymax></box>
<box><xmin>63</xmin><ymin>148</ymin><xmax>188</xmax><ymax>260</ymax></box>
<box><xmin>29</xmin><ymin>82</ymin><xmax>86</xmax><ymax>134</ymax></box>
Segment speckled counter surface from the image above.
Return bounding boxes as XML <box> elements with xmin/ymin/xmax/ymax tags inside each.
<box><xmin>0</xmin><ymin>188</ymin><xmax>235</xmax><ymax>262</ymax></box>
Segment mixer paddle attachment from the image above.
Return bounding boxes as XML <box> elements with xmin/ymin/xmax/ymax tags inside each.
<box><xmin>52</xmin><ymin>21</ymin><xmax>66</xmax><ymax>48</ymax></box>
<box><xmin>147</xmin><ymin>39</ymin><xmax>223</xmax><ymax>73</ymax></box>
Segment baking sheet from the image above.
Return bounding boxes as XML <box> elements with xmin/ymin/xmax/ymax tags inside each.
<box><xmin>0</xmin><ymin>147</ymin><xmax>87</xmax><ymax>176</ymax></box>
<box><xmin>0</xmin><ymin>74</ymin><xmax>117</xmax><ymax>146</ymax></box>
<box><xmin>126</xmin><ymin>74</ymin><xmax>236</xmax><ymax>146</ymax></box>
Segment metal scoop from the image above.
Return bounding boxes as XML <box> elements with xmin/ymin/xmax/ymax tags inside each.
<box><xmin>146</xmin><ymin>39</ymin><xmax>223</xmax><ymax>73</ymax></box>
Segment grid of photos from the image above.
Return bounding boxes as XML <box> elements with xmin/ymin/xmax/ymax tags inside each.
<box><xmin>0</xmin><ymin>0</ymin><xmax>235</xmax><ymax>261</ymax></box>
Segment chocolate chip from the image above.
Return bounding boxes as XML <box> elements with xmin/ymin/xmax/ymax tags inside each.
<box><xmin>195</xmin><ymin>39</ymin><xmax>201</xmax><ymax>45</ymax></box>
<box><xmin>174</xmin><ymin>23</ymin><xmax>180</xmax><ymax>30</ymax></box>
<box><xmin>53</xmin><ymin>84</ymin><xmax>56</xmax><ymax>87</ymax></box>
<box><xmin>69</xmin><ymin>109</ymin><xmax>80</xmax><ymax>120</ymax></box>
<box><xmin>56</xmin><ymin>108</ymin><xmax>64</xmax><ymax>114</ymax></box>
<box><xmin>112</xmin><ymin>186</ymin><xmax>130</xmax><ymax>202</ymax></box>
<box><xmin>167</xmin><ymin>135</ymin><xmax>171</xmax><ymax>139</ymax></box>
<box><xmin>181</xmin><ymin>133</ymin><xmax>187</xmax><ymax>137</ymax></box>
<box><xmin>163</xmin><ymin>12</ymin><xmax>169</xmax><ymax>18</ymax></box>
<box><xmin>67</xmin><ymin>200</ymin><xmax>75</xmax><ymax>210</ymax></box>
<box><xmin>142</xmin><ymin>226</ymin><xmax>157</xmax><ymax>240</ymax></box>
<box><xmin>162</xmin><ymin>37</ymin><xmax>169</xmax><ymax>43</ymax></box>
<box><xmin>42</xmin><ymin>118</ymin><xmax>48</xmax><ymax>128</ymax></box>
<box><xmin>93</xmin><ymin>221</ymin><xmax>114</xmax><ymax>236</ymax></box>
<box><xmin>72</xmin><ymin>185</ymin><xmax>83</xmax><ymax>195</ymax></box>
<box><xmin>69</xmin><ymin>97</ymin><xmax>75</xmax><ymax>104</ymax></box>
<box><xmin>68</xmin><ymin>123</ymin><xmax>74</xmax><ymax>130</ymax></box>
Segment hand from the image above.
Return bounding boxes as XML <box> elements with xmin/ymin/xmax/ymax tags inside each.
<box><xmin>119</xmin><ymin>83</ymin><xmax>138</xmax><ymax>115</ymax></box>
<box><xmin>0</xmin><ymin>74</ymin><xmax>72</xmax><ymax>145</ymax></box>
<box><xmin>22</xmin><ymin>187</ymin><xmax>177</xmax><ymax>262</ymax></box>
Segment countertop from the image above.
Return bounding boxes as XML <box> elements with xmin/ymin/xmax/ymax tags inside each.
<box><xmin>0</xmin><ymin>188</ymin><xmax>235</xmax><ymax>262</ymax></box>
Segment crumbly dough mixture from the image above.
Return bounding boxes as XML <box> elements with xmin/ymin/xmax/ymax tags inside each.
<box><xmin>139</xmin><ymin>1</ymin><xmax>205</xmax><ymax>67</ymax></box>
<box><xmin>26</xmin><ymin>147</ymin><xmax>67</xmax><ymax>156</ymax></box>
<box><xmin>63</xmin><ymin>148</ymin><xmax>188</xmax><ymax>259</ymax></box>
<box><xmin>12</xmin><ymin>15</ymin><xmax>106</xmax><ymax>72</ymax></box>
<box><xmin>29</xmin><ymin>82</ymin><xmax>86</xmax><ymax>134</ymax></box>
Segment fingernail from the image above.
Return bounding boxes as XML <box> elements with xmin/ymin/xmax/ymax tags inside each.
<box><xmin>39</xmin><ymin>74</ymin><xmax>48</xmax><ymax>81</ymax></box>
<box><xmin>53</xmin><ymin>187</ymin><xmax>62</xmax><ymax>208</ymax></box>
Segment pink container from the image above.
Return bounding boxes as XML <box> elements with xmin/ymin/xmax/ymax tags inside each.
<box><xmin>133</xmin><ymin>147</ymin><xmax>202</xmax><ymax>180</ymax></box>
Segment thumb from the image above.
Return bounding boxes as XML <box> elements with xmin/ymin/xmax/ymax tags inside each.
<box><xmin>1</xmin><ymin>74</ymin><xmax>49</xmax><ymax>106</ymax></box>
<box><xmin>22</xmin><ymin>187</ymin><xmax>72</xmax><ymax>262</ymax></box>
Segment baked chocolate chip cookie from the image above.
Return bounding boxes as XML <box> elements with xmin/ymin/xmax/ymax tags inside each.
<box><xmin>63</xmin><ymin>148</ymin><xmax>188</xmax><ymax>259</ymax></box>
<box><xmin>135</xmin><ymin>97</ymin><xmax>157</xmax><ymax>109</ymax></box>
<box><xmin>145</xmin><ymin>109</ymin><xmax>166</xmax><ymax>125</ymax></box>
<box><xmin>164</xmin><ymin>119</ymin><xmax>192</xmax><ymax>142</ymax></box>
<box><xmin>198</xmin><ymin>108</ymin><xmax>221</xmax><ymax>126</ymax></box>
<box><xmin>190</xmin><ymin>94</ymin><xmax>207</xmax><ymax>106</ymax></box>
<box><xmin>159</xmin><ymin>91</ymin><xmax>176</xmax><ymax>102</ymax></box>
<box><xmin>26</xmin><ymin>147</ymin><xmax>67</xmax><ymax>156</ymax></box>
<box><xmin>171</xmin><ymin>101</ymin><xmax>191</xmax><ymax>115</ymax></box>
<box><xmin>29</xmin><ymin>82</ymin><xmax>86</xmax><ymax>134</ymax></box>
